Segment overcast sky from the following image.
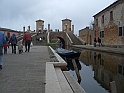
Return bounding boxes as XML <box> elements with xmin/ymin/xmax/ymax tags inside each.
<box><xmin>0</xmin><ymin>0</ymin><xmax>117</xmax><ymax>35</ymax></box>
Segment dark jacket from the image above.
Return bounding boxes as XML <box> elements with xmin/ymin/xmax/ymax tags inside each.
<box><xmin>98</xmin><ymin>38</ymin><xmax>101</xmax><ymax>43</ymax></box>
<box><xmin>94</xmin><ymin>38</ymin><xmax>97</xmax><ymax>42</ymax></box>
<box><xmin>9</xmin><ymin>34</ymin><xmax>18</xmax><ymax>44</ymax></box>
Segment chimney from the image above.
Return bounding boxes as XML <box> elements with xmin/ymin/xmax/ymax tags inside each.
<box><xmin>23</xmin><ymin>26</ymin><xmax>25</xmax><ymax>34</ymax></box>
<box><xmin>48</xmin><ymin>24</ymin><xmax>50</xmax><ymax>32</ymax></box>
<box><xmin>72</xmin><ymin>25</ymin><xmax>74</xmax><ymax>33</ymax></box>
<box><xmin>28</xmin><ymin>26</ymin><xmax>30</xmax><ymax>32</ymax></box>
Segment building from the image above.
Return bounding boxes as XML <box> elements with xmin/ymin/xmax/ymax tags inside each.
<box><xmin>93</xmin><ymin>0</ymin><xmax>124</xmax><ymax>47</ymax></box>
<box><xmin>79</xmin><ymin>27</ymin><xmax>94</xmax><ymax>45</ymax></box>
<box><xmin>0</xmin><ymin>27</ymin><xmax>19</xmax><ymax>39</ymax></box>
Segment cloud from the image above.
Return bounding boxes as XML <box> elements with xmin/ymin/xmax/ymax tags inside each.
<box><xmin>0</xmin><ymin>0</ymin><xmax>116</xmax><ymax>35</ymax></box>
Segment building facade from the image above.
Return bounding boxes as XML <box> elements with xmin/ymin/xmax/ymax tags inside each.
<box><xmin>79</xmin><ymin>27</ymin><xmax>94</xmax><ymax>45</ymax></box>
<box><xmin>0</xmin><ymin>28</ymin><xmax>19</xmax><ymax>39</ymax></box>
<box><xmin>93</xmin><ymin>0</ymin><xmax>124</xmax><ymax>47</ymax></box>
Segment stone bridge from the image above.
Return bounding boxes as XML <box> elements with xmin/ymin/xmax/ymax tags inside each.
<box><xmin>49</xmin><ymin>32</ymin><xmax>72</xmax><ymax>48</ymax></box>
<box><xmin>48</xmin><ymin>31</ymin><xmax>83</xmax><ymax>48</ymax></box>
<box><xmin>30</xmin><ymin>31</ymin><xmax>83</xmax><ymax>48</ymax></box>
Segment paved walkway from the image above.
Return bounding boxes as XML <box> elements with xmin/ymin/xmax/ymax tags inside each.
<box><xmin>0</xmin><ymin>46</ymin><xmax>50</xmax><ymax>93</ymax></box>
<box><xmin>72</xmin><ymin>45</ymin><xmax>124</xmax><ymax>55</ymax></box>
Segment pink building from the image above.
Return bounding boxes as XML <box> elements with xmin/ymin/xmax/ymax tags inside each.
<box><xmin>0</xmin><ymin>27</ymin><xmax>20</xmax><ymax>39</ymax></box>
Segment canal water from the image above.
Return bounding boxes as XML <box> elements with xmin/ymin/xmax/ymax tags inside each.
<box><xmin>65</xmin><ymin>49</ymin><xmax>124</xmax><ymax>93</ymax></box>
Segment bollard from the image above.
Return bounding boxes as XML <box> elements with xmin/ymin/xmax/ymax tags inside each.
<box><xmin>110</xmin><ymin>81</ymin><xmax>117</xmax><ymax>93</ymax></box>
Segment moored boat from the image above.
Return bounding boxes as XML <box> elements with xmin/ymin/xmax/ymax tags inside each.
<box><xmin>55</xmin><ymin>48</ymin><xmax>81</xmax><ymax>58</ymax></box>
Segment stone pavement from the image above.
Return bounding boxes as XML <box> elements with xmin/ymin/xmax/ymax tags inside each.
<box><xmin>0</xmin><ymin>46</ymin><xmax>50</xmax><ymax>93</ymax></box>
<box><xmin>72</xmin><ymin>45</ymin><xmax>124</xmax><ymax>55</ymax></box>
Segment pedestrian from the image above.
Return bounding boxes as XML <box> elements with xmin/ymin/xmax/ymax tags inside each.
<box><xmin>3</xmin><ymin>43</ymin><xmax>9</xmax><ymax>54</ymax></box>
<box><xmin>22</xmin><ymin>31</ymin><xmax>32</xmax><ymax>52</ymax></box>
<box><xmin>42</xmin><ymin>36</ymin><xmax>45</xmax><ymax>42</ymax></box>
<box><xmin>94</xmin><ymin>38</ymin><xmax>97</xmax><ymax>47</ymax></box>
<box><xmin>98</xmin><ymin>37</ymin><xmax>102</xmax><ymax>47</ymax></box>
<box><xmin>0</xmin><ymin>31</ymin><xmax>7</xmax><ymax>69</ymax></box>
<box><xmin>9</xmin><ymin>34</ymin><xmax>18</xmax><ymax>54</ymax></box>
<box><xmin>39</xmin><ymin>37</ymin><xmax>42</xmax><ymax>42</ymax></box>
<box><xmin>5</xmin><ymin>36</ymin><xmax>9</xmax><ymax>48</ymax></box>
<box><xmin>18</xmin><ymin>41</ymin><xmax>23</xmax><ymax>54</ymax></box>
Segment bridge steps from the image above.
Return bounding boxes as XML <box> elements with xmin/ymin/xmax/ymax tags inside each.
<box><xmin>32</xmin><ymin>33</ymin><xmax>48</xmax><ymax>46</ymax></box>
<box><xmin>67</xmin><ymin>32</ymin><xmax>83</xmax><ymax>45</ymax></box>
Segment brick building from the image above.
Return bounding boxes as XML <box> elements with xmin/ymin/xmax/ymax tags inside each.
<box><xmin>93</xmin><ymin>0</ymin><xmax>124</xmax><ymax>47</ymax></box>
<box><xmin>79</xmin><ymin>27</ymin><xmax>94</xmax><ymax>45</ymax></box>
<box><xmin>0</xmin><ymin>27</ymin><xmax>20</xmax><ymax>39</ymax></box>
<box><xmin>79</xmin><ymin>0</ymin><xmax>124</xmax><ymax>47</ymax></box>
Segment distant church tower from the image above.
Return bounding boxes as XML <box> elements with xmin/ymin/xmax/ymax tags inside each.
<box><xmin>62</xmin><ymin>18</ymin><xmax>74</xmax><ymax>33</ymax></box>
<box><xmin>36</xmin><ymin>19</ymin><xmax>44</xmax><ymax>33</ymax></box>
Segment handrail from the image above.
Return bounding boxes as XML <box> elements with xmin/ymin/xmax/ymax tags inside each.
<box><xmin>66</xmin><ymin>33</ymin><xmax>73</xmax><ymax>44</ymax></box>
<box><xmin>47</xmin><ymin>32</ymin><xmax>50</xmax><ymax>43</ymax></box>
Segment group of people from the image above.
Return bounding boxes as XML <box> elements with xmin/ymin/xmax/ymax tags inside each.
<box><xmin>94</xmin><ymin>37</ymin><xmax>102</xmax><ymax>47</ymax></box>
<box><xmin>35</xmin><ymin>36</ymin><xmax>45</xmax><ymax>43</ymax></box>
<box><xmin>0</xmin><ymin>31</ymin><xmax>32</xmax><ymax>69</ymax></box>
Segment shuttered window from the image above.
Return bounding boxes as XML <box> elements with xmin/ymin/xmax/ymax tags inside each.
<box><xmin>119</xmin><ymin>26</ymin><xmax>124</xmax><ymax>36</ymax></box>
<box><xmin>100</xmin><ymin>31</ymin><xmax>104</xmax><ymax>38</ymax></box>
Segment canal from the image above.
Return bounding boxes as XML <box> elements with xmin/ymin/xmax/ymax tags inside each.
<box><xmin>65</xmin><ymin>48</ymin><xmax>124</xmax><ymax>93</ymax></box>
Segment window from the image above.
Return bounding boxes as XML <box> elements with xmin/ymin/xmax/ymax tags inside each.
<box><xmin>118</xmin><ymin>65</ymin><xmax>122</xmax><ymax>74</ymax></box>
<box><xmin>119</xmin><ymin>27</ymin><xmax>122</xmax><ymax>36</ymax></box>
<box><xmin>119</xmin><ymin>26</ymin><xmax>124</xmax><ymax>36</ymax></box>
<box><xmin>118</xmin><ymin>65</ymin><xmax>124</xmax><ymax>75</ymax></box>
<box><xmin>123</xmin><ymin>27</ymin><xmax>124</xmax><ymax>36</ymax></box>
<box><xmin>100</xmin><ymin>31</ymin><xmax>104</xmax><ymax>38</ymax></box>
<box><xmin>110</xmin><ymin>11</ymin><xmax>113</xmax><ymax>21</ymax></box>
<box><xmin>102</xmin><ymin>15</ymin><xmax>104</xmax><ymax>24</ymax></box>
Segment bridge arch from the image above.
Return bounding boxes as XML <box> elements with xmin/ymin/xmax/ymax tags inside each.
<box><xmin>49</xmin><ymin>32</ymin><xmax>67</xmax><ymax>48</ymax></box>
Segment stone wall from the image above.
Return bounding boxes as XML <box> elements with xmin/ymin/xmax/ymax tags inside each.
<box><xmin>94</xmin><ymin>1</ymin><xmax>124</xmax><ymax>47</ymax></box>
<box><xmin>79</xmin><ymin>27</ymin><xmax>94</xmax><ymax>45</ymax></box>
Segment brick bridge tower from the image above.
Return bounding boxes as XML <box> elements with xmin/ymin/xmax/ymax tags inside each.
<box><xmin>36</xmin><ymin>19</ymin><xmax>44</xmax><ymax>33</ymax></box>
<box><xmin>62</xmin><ymin>18</ymin><xmax>74</xmax><ymax>33</ymax></box>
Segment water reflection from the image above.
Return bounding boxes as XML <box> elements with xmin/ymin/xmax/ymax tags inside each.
<box><xmin>79</xmin><ymin>50</ymin><xmax>124</xmax><ymax>93</ymax></box>
<box><xmin>66</xmin><ymin>58</ymin><xmax>81</xmax><ymax>71</ymax></box>
<box><xmin>64</xmin><ymin>58</ymin><xmax>82</xmax><ymax>84</ymax></box>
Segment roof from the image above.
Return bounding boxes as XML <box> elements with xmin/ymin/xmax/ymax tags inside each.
<box><xmin>0</xmin><ymin>27</ymin><xmax>18</xmax><ymax>32</ymax></box>
<box><xmin>93</xmin><ymin>0</ymin><xmax>124</xmax><ymax>17</ymax></box>
<box><xmin>62</xmin><ymin>18</ymin><xmax>72</xmax><ymax>21</ymax></box>
<box><xmin>36</xmin><ymin>19</ymin><xmax>44</xmax><ymax>22</ymax></box>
